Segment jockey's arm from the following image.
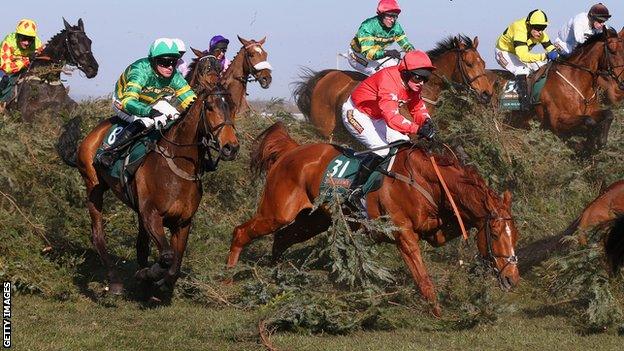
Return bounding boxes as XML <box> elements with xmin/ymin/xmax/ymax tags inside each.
<box><xmin>407</xmin><ymin>97</ymin><xmax>430</xmax><ymax>127</ymax></box>
<box><xmin>171</xmin><ymin>73</ymin><xmax>197</xmax><ymax>110</ymax></box>
<box><xmin>572</xmin><ymin>13</ymin><xmax>590</xmax><ymax>44</ymax></box>
<box><xmin>513</xmin><ymin>42</ymin><xmax>546</xmax><ymax>63</ymax></box>
<box><xmin>539</xmin><ymin>32</ymin><xmax>556</xmax><ymax>53</ymax></box>
<box><xmin>377</xmin><ymin>78</ymin><xmax>418</xmax><ymax>134</ymax></box>
<box><xmin>394</xmin><ymin>22</ymin><xmax>414</xmax><ymax>53</ymax></box>
<box><xmin>118</xmin><ymin>71</ymin><xmax>153</xmax><ymax>116</ymax></box>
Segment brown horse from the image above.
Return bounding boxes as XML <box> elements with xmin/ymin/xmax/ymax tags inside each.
<box><xmin>563</xmin><ymin>180</ymin><xmax>624</xmax><ymax>272</ymax></box>
<box><xmin>292</xmin><ymin>35</ymin><xmax>494</xmax><ymax>139</ymax></box>
<box><xmin>499</xmin><ymin>29</ymin><xmax>624</xmax><ymax>151</ymax></box>
<box><xmin>186</xmin><ymin>36</ymin><xmax>272</xmax><ymax>116</ymax></box>
<box><xmin>227</xmin><ymin>122</ymin><xmax>520</xmax><ymax>316</ymax></box>
<box><xmin>66</xmin><ymin>65</ymin><xmax>238</xmax><ymax>298</ymax></box>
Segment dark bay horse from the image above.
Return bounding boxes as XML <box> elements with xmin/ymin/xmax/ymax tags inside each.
<box><xmin>66</xmin><ymin>65</ymin><xmax>237</xmax><ymax>298</ymax></box>
<box><xmin>563</xmin><ymin>180</ymin><xmax>624</xmax><ymax>272</ymax></box>
<box><xmin>500</xmin><ymin>29</ymin><xmax>624</xmax><ymax>151</ymax></box>
<box><xmin>3</xmin><ymin>18</ymin><xmax>98</xmax><ymax>122</ymax></box>
<box><xmin>186</xmin><ymin>36</ymin><xmax>272</xmax><ymax>116</ymax></box>
<box><xmin>292</xmin><ymin>35</ymin><xmax>494</xmax><ymax>139</ymax></box>
<box><xmin>227</xmin><ymin>122</ymin><xmax>520</xmax><ymax>316</ymax></box>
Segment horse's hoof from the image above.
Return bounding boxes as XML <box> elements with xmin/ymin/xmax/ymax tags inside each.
<box><xmin>148</xmin><ymin>296</ymin><xmax>162</xmax><ymax>304</ymax></box>
<box><xmin>432</xmin><ymin>305</ymin><xmax>442</xmax><ymax>318</ymax></box>
<box><xmin>108</xmin><ymin>282</ymin><xmax>124</xmax><ymax>295</ymax></box>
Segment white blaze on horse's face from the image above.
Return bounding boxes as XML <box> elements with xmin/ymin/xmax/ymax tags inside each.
<box><xmin>254</xmin><ymin>46</ymin><xmax>263</xmax><ymax>54</ymax></box>
<box><xmin>505</xmin><ymin>223</ymin><xmax>511</xmax><ymax>237</ymax></box>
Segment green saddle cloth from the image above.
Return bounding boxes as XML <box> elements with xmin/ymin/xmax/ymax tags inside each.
<box><xmin>319</xmin><ymin>146</ymin><xmax>398</xmax><ymax>199</ymax></box>
<box><xmin>95</xmin><ymin>119</ymin><xmax>174</xmax><ymax>180</ymax></box>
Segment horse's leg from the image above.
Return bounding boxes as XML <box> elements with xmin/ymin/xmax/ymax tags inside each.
<box><xmin>86</xmin><ymin>183</ymin><xmax>123</xmax><ymax>294</ymax></box>
<box><xmin>395</xmin><ymin>229</ymin><xmax>441</xmax><ymax>317</ymax></box>
<box><xmin>227</xmin><ymin>215</ymin><xmax>286</xmax><ymax>267</ymax></box>
<box><xmin>595</xmin><ymin>109</ymin><xmax>614</xmax><ymax>149</ymax></box>
<box><xmin>137</xmin><ymin>213</ymin><xmax>173</xmax><ymax>283</ymax></box>
<box><xmin>271</xmin><ymin>209</ymin><xmax>332</xmax><ymax>261</ymax></box>
<box><xmin>160</xmin><ymin>223</ymin><xmax>192</xmax><ymax>288</ymax></box>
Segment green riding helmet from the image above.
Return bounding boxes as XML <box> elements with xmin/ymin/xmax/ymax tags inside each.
<box><xmin>148</xmin><ymin>38</ymin><xmax>181</xmax><ymax>59</ymax></box>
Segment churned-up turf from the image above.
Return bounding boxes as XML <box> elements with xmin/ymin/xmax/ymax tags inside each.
<box><xmin>1</xmin><ymin>95</ymin><xmax>623</xmax><ymax>350</ymax></box>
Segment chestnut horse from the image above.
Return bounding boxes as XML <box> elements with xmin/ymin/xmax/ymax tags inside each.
<box><xmin>227</xmin><ymin>122</ymin><xmax>519</xmax><ymax>316</ymax></box>
<box><xmin>563</xmin><ymin>180</ymin><xmax>624</xmax><ymax>273</ymax></box>
<box><xmin>2</xmin><ymin>18</ymin><xmax>98</xmax><ymax>121</ymax></box>
<box><xmin>185</xmin><ymin>36</ymin><xmax>272</xmax><ymax>116</ymax></box>
<box><xmin>499</xmin><ymin>29</ymin><xmax>624</xmax><ymax>151</ymax></box>
<box><xmin>292</xmin><ymin>35</ymin><xmax>494</xmax><ymax>139</ymax></box>
<box><xmin>66</xmin><ymin>65</ymin><xmax>238</xmax><ymax>297</ymax></box>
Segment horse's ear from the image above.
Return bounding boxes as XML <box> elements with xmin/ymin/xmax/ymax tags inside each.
<box><xmin>78</xmin><ymin>18</ymin><xmax>84</xmax><ymax>31</ymax></box>
<box><xmin>63</xmin><ymin>17</ymin><xmax>71</xmax><ymax>30</ymax></box>
<box><xmin>258</xmin><ymin>36</ymin><xmax>266</xmax><ymax>45</ymax></box>
<box><xmin>619</xmin><ymin>27</ymin><xmax>624</xmax><ymax>39</ymax></box>
<box><xmin>472</xmin><ymin>36</ymin><xmax>479</xmax><ymax>49</ymax></box>
<box><xmin>191</xmin><ymin>47</ymin><xmax>204</xmax><ymax>58</ymax></box>
<box><xmin>501</xmin><ymin>190</ymin><xmax>512</xmax><ymax>208</ymax></box>
<box><xmin>238</xmin><ymin>35</ymin><xmax>250</xmax><ymax>46</ymax></box>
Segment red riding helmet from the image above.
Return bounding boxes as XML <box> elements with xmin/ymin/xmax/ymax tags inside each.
<box><xmin>589</xmin><ymin>3</ymin><xmax>611</xmax><ymax>22</ymax></box>
<box><xmin>399</xmin><ymin>51</ymin><xmax>436</xmax><ymax>72</ymax></box>
<box><xmin>377</xmin><ymin>0</ymin><xmax>401</xmax><ymax>15</ymax></box>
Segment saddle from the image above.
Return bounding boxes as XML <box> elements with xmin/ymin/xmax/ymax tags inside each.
<box><xmin>319</xmin><ymin>145</ymin><xmax>398</xmax><ymax>199</ymax></box>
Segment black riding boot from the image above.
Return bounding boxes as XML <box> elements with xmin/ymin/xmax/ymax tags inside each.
<box><xmin>0</xmin><ymin>75</ymin><xmax>9</xmax><ymax>92</ymax></box>
<box><xmin>515</xmin><ymin>74</ymin><xmax>530</xmax><ymax>111</ymax></box>
<box><xmin>95</xmin><ymin>120</ymin><xmax>146</xmax><ymax>168</ymax></box>
<box><xmin>348</xmin><ymin>153</ymin><xmax>384</xmax><ymax>211</ymax></box>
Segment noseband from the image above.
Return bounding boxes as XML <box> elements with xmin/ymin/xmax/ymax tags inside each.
<box><xmin>236</xmin><ymin>43</ymin><xmax>270</xmax><ymax>84</ymax></box>
<box><xmin>480</xmin><ymin>214</ymin><xmax>518</xmax><ymax>278</ymax></box>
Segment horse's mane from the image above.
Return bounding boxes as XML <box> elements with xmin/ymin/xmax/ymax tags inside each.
<box><xmin>427</xmin><ymin>34</ymin><xmax>473</xmax><ymax>60</ymax></box>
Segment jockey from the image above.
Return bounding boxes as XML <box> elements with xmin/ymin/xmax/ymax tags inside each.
<box><xmin>348</xmin><ymin>0</ymin><xmax>414</xmax><ymax>76</ymax></box>
<box><xmin>0</xmin><ymin>19</ymin><xmax>43</xmax><ymax>91</ymax></box>
<box><xmin>495</xmin><ymin>9</ymin><xmax>558</xmax><ymax>111</ymax></box>
<box><xmin>207</xmin><ymin>35</ymin><xmax>230</xmax><ymax>73</ymax></box>
<box><xmin>342</xmin><ymin>50</ymin><xmax>436</xmax><ymax>203</ymax></box>
<box><xmin>554</xmin><ymin>3</ymin><xmax>611</xmax><ymax>56</ymax></box>
<box><xmin>96</xmin><ymin>38</ymin><xmax>197</xmax><ymax>168</ymax></box>
<box><xmin>173</xmin><ymin>38</ymin><xmax>192</xmax><ymax>78</ymax></box>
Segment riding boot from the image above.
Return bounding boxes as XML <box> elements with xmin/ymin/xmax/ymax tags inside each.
<box><xmin>95</xmin><ymin>120</ymin><xmax>146</xmax><ymax>168</ymax></box>
<box><xmin>515</xmin><ymin>74</ymin><xmax>530</xmax><ymax>111</ymax></box>
<box><xmin>348</xmin><ymin>153</ymin><xmax>385</xmax><ymax>212</ymax></box>
<box><xmin>0</xmin><ymin>75</ymin><xmax>9</xmax><ymax>92</ymax></box>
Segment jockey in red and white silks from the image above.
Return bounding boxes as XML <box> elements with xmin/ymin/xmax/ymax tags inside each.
<box><xmin>342</xmin><ymin>50</ymin><xmax>435</xmax><ymax>156</ymax></box>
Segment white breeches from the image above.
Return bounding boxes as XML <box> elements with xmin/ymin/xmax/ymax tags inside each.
<box><xmin>495</xmin><ymin>48</ymin><xmax>546</xmax><ymax>76</ymax></box>
<box><xmin>341</xmin><ymin>97</ymin><xmax>409</xmax><ymax>156</ymax></box>
<box><xmin>347</xmin><ymin>48</ymin><xmax>400</xmax><ymax>76</ymax></box>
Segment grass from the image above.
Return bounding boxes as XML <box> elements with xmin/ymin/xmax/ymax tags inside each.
<box><xmin>2</xmin><ymin>95</ymin><xmax>624</xmax><ymax>350</ymax></box>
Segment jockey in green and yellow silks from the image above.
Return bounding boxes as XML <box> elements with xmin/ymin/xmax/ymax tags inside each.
<box><xmin>96</xmin><ymin>38</ymin><xmax>197</xmax><ymax>168</ymax></box>
<box><xmin>495</xmin><ymin>9</ymin><xmax>559</xmax><ymax>111</ymax></box>
<box><xmin>348</xmin><ymin>0</ymin><xmax>414</xmax><ymax>76</ymax></box>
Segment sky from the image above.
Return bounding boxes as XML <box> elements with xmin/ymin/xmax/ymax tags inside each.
<box><xmin>2</xmin><ymin>1</ymin><xmax>622</xmax><ymax>101</ymax></box>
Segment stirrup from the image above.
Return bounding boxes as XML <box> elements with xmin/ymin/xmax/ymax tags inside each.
<box><xmin>347</xmin><ymin>188</ymin><xmax>368</xmax><ymax>218</ymax></box>
<box><xmin>95</xmin><ymin>150</ymin><xmax>117</xmax><ymax>168</ymax></box>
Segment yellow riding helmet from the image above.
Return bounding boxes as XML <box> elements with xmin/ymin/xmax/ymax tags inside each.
<box><xmin>526</xmin><ymin>9</ymin><xmax>548</xmax><ymax>26</ymax></box>
<box><xmin>15</xmin><ymin>19</ymin><xmax>38</xmax><ymax>37</ymax></box>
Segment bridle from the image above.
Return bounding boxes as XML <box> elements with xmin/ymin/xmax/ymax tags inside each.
<box><xmin>480</xmin><ymin>214</ymin><xmax>518</xmax><ymax>279</ymax></box>
<box><xmin>235</xmin><ymin>42</ymin><xmax>271</xmax><ymax>84</ymax></box>
<box><xmin>555</xmin><ymin>34</ymin><xmax>624</xmax><ymax>94</ymax></box>
<box><xmin>157</xmin><ymin>87</ymin><xmax>234</xmax><ymax>173</ymax></box>
<box><xmin>63</xmin><ymin>28</ymin><xmax>92</xmax><ymax>73</ymax></box>
<box><xmin>433</xmin><ymin>47</ymin><xmax>490</xmax><ymax>102</ymax></box>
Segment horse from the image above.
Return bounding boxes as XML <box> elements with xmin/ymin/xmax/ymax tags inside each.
<box><xmin>3</xmin><ymin>18</ymin><xmax>98</xmax><ymax>122</ymax></box>
<box><xmin>563</xmin><ymin>180</ymin><xmax>624</xmax><ymax>273</ymax></box>
<box><xmin>60</xmin><ymin>61</ymin><xmax>237</xmax><ymax>299</ymax></box>
<box><xmin>185</xmin><ymin>36</ymin><xmax>272</xmax><ymax>117</ymax></box>
<box><xmin>292</xmin><ymin>35</ymin><xmax>494</xmax><ymax>139</ymax></box>
<box><xmin>496</xmin><ymin>29</ymin><xmax>624</xmax><ymax>152</ymax></box>
<box><xmin>226</xmin><ymin>122</ymin><xmax>520</xmax><ymax>316</ymax></box>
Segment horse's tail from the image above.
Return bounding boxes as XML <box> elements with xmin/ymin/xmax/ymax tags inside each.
<box><xmin>291</xmin><ymin>68</ymin><xmax>336</xmax><ymax>119</ymax></box>
<box><xmin>605</xmin><ymin>215</ymin><xmax>624</xmax><ymax>274</ymax></box>
<box><xmin>250</xmin><ymin>121</ymin><xmax>299</xmax><ymax>177</ymax></box>
<box><xmin>56</xmin><ymin>116</ymin><xmax>82</xmax><ymax>167</ymax></box>
<box><xmin>562</xmin><ymin>215</ymin><xmax>581</xmax><ymax>237</ymax></box>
